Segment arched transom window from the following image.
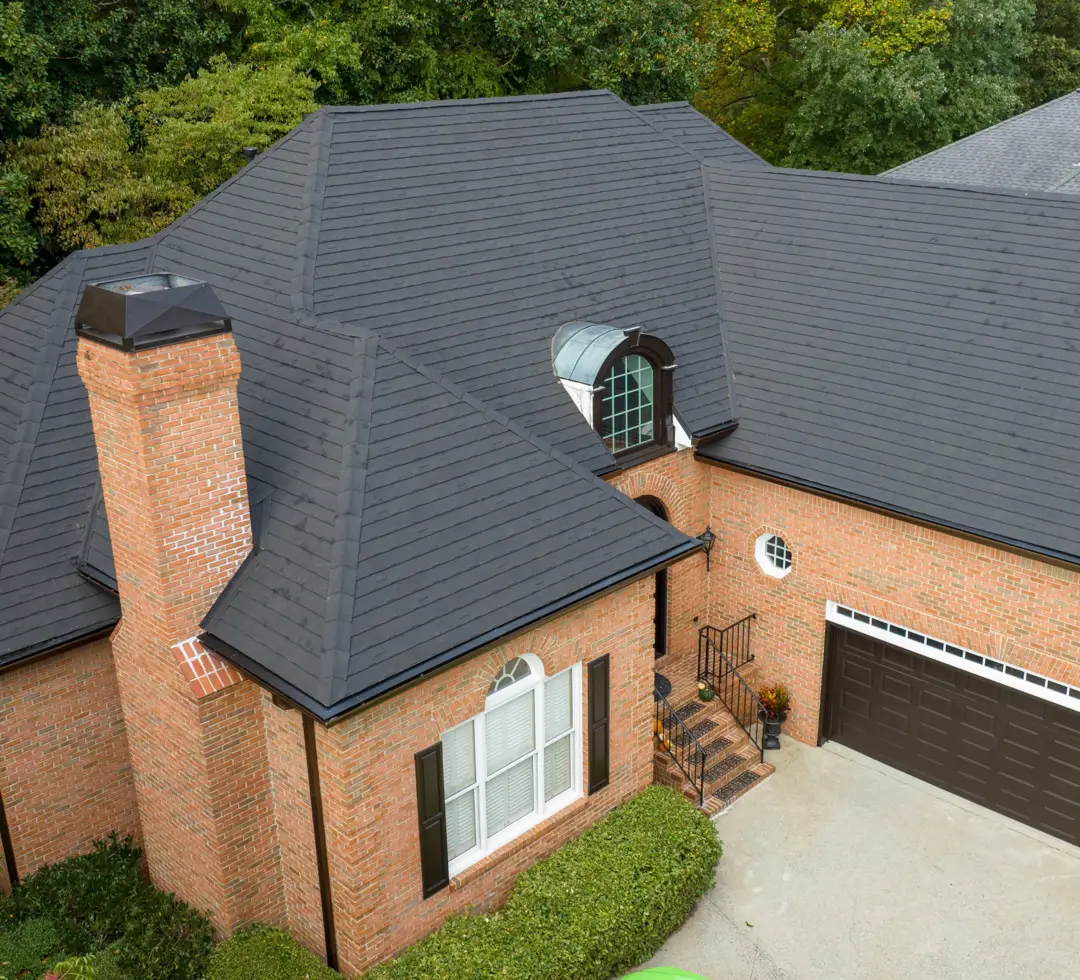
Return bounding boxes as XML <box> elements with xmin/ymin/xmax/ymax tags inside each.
<box><xmin>442</xmin><ymin>655</ymin><xmax>581</xmax><ymax>872</ymax></box>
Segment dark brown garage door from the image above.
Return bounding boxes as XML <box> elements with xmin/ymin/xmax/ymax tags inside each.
<box><xmin>823</xmin><ymin>624</ymin><xmax>1080</xmax><ymax>846</ymax></box>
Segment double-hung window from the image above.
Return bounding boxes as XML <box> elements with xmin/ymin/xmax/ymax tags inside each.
<box><xmin>441</xmin><ymin>657</ymin><xmax>581</xmax><ymax>874</ymax></box>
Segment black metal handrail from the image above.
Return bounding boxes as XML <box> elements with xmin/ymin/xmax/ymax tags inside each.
<box><xmin>654</xmin><ymin>687</ymin><xmax>706</xmax><ymax>806</ymax></box>
<box><xmin>698</xmin><ymin>615</ymin><xmax>765</xmax><ymax>762</ymax></box>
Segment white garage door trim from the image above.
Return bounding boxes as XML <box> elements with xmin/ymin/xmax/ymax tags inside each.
<box><xmin>825</xmin><ymin>601</ymin><xmax>1080</xmax><ymax>715</ymax></box>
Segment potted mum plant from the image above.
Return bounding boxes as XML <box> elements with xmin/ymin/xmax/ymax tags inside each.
<box><xmin>757</xmin><ymin>684</ymin><xmax>790</xmax><ymax>749</ymax></box>
<box><xmin>697</xmin><ymin>681</ymin><xmax>715</xmax><ymax>702</ymax></box>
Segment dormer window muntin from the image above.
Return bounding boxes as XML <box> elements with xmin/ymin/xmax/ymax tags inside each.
<box><xmin>600</xmin><ymin>353</ymin><xmax>656</xmax><ymax>453</ymax></box>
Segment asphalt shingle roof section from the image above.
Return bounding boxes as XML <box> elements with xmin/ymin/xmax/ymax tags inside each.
<box><xmin>201</xmin><ymin>328</ymin><xmax>697</xmax><ymax>719</ymax></box>
<box><xmin>886</xmin><ymin>89</ymin><xmax>1080</xmax><ymax>193</ymax></box>
<box><xmin>0</xmin><ymin>91</ymin><xmax>716</xmax><ymax>694</ymax></box>
<box><xmin>636</xmin><ymin>102</ymin><xmax>768</xmax><ymax>167</ymax></box>
<box><xmin>699</xmin><ymin>164</ymin><xmax>1080</xmax><ymax>564</ymax></box>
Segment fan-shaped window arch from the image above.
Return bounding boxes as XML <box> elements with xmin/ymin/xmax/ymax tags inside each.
<box><xmin>440</xmin><ymin>656</ymin><xmax>582</xmax><ymax>874</ymax></box>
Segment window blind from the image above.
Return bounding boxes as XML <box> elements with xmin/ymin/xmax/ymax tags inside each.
<box><xmin>545</xmin><ymin>670</ymin><xmax>573</xmax><ymax>740</ymax></box>
<box><xmin>486</xmin><ymin>692</ymin><xmax>535</xmax><ymax>773</ymax></box>
<box><xmin>544</xmin><ymin>733</ymin><xmax>572</xmax><ymax>800</ymax></box>
<box><xmin>445</xmin><ymin>790</ymin><xmax>477</xmax><ymax>860</ymax></box>
<box><xmin>442</xmin><ymin>721</ymin><xmax>476</xmax><ymax>797</ymax></box>
<box><xmin>486</xmin><ymin>757</ymin><xmax>535</xmax><ymax>835</ymax></box>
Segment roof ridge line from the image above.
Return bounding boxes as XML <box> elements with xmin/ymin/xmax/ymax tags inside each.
<box><xmin>317</xmin><ymin>331</ymin><xmax>379</xmax><ymax>705</ymax></box>
<box><xmin>322</xmin><ymin>90</ymin><xmax>614</xmax><ymax>114</ymax></box>
<box><xmin>0</xmin><ymin>252</ymin><xmax>87</xmax><ymax>577</ymax></box>
<box><xmin>375</xmin><ymin>337</ymin><xmax>694</xmax><ymax>545</ymax></box>
<box><xmin>293</xmin><ymin>109</ymin><xmax>334</xmax><ymax>314</ymax></box>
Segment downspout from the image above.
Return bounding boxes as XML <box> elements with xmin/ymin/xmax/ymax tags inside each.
<box><xmin>303</xmin><ymin>715</ymin><xmax>339</xmax><ymax>970</ymax></box>
<box><xmin>0</xmin><ymin>785</ymin><xmax>18</xmax><ymax>889</ymax></box>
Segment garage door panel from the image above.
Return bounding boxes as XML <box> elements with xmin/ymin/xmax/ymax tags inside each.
<box><xmin>825</xmin><ymin>624</ymin><xmax>1080</xmax><ymax>847</ymax></box>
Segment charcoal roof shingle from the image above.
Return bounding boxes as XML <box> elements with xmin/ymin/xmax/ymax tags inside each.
<box><xmin>886</xmin><ymin>90</ymin><xmax>1080</xmax><ymax>193</ymax></box>
<box><xmin>699</xmin><ymin>164</ymin><xmax>1080</xmax><ymax>564</ymax></box>
<box><xmin>0</xmin><ymin>90</ymin><xmax>720</xmax><ymax>713</ymax></box>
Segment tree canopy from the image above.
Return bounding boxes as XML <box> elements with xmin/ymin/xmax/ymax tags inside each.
<box><xmin>2</xmin><ymin>0</ymin><xmax>1080</xmax><ymax>308</ymax></box>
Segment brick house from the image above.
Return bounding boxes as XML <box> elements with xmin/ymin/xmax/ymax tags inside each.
<box><xmin>1</xmin><ymin>91</ymin><xmax>1079</xmax><ymax>972</ymax></box>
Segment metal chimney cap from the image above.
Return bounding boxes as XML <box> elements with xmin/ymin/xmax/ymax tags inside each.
<box><xmin>241</xmin><ymin>146</ymin><xmax>258</xmax><ymax>162</ymax></box>
<box><xmin>75</xmin><ymin>274</ymin><xmax>232</xmax><ymax>352</ymax></box>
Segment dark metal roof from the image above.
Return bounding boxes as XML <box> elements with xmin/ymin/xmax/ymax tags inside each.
<box><xmin>635</xmin><ymin>102</ymin><xmax>768</xmax><ymax>167</ymax></box>
<box><xmin>885</xmin><ymin>90</ymin><xmax>1080</xmax><ymax>194</ymax></box>
<box><xmin>200</xmin><ymin>327</ymin><xmax>697</xmax><ymax>720</ymax></box>
<box><xmin>552</xmin><ymin>321</ymin><xmax>629</xmax><ymax>385</ymax></box>
<box><xmin>698</xmin><ymin>164</ymin><xmax>1080</xmax><ymax>565</ymax></box>
<box><xmin>0</xmin><ymin>90</ymin><xmax>722</xmax><ymax>704</ymax></box>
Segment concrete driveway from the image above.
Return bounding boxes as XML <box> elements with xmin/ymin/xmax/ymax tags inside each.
<box><xmin>643</xmin><ymin>740</ymin><xmax>1080</xmax><ymax>980</ymax></box>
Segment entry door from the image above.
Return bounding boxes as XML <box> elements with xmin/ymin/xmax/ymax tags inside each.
<box><xmin>823</xmin><ymin>624</ymin><xmax>1080</xmax><ymax>846</ymax></box>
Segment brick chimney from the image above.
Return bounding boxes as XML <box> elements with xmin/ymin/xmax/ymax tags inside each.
<box><xmin>76</xmin><ymin>274</ymin><xmax>283</xmax><ymax>930</ymax></box>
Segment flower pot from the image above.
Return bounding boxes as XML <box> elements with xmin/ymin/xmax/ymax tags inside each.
<box><xmin>758</xmin><ymin>709</ymin><xmax>786</xmax><ymax>749</ymax></box>
<box><xmin>698</xmin><ymin>687</ymin><xmax>715</xmax><ymax>702</ymax></box>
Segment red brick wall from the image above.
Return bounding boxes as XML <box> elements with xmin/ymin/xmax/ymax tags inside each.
<box><xmin>0</xmin><ymin>639</ymin><xmax>139</xmax><ymax>890</ymax></box>
<box><xmin>77</xmin><ymin>333</ymin><xmax>284</xmax><ymax>931</ymax></box>
<box><xmin>317</xmin><ymin>579</ymin><xmax>656</xmax><ymax>974</ymax></box>
<box><xmin>707</xmin><ymin>464</ymin><xmax>1080</xmax><ymax>743</ymax></box>
<box><xmin>263</xmin><ymin>693</ymin><xmax>326</xmax><ymax>959</ymax></box>
<box><xmin>606</xmin><ymin>448</ymin><xmax>711</xmax><ymax>659</ymax></box>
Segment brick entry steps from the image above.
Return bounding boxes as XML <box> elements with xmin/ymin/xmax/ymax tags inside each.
<box><xmin>654</xmin><ymin>657</ymin><xmax>775</xmax><ymax>816</ymax></box>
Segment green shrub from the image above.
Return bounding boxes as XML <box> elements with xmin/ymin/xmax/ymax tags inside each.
<box><xmin>0</xmin><ymin>834</ymin><xmax>213</xmax><ymax>980</ymax></box>
<box><xmin>2</xmin><ymin>835</ymin><xmax>141</xmax><ymax>953</ymax></box>
<box><xmin>115</xmin><ymin>888</ymin><xmax>213</xmax><ymax>980</ymax></box>
<box><xmin>0</xmin><ymin>917</ymin><xmax>62</xmax><ymax>978</ymax></box>
<box><xmin>365</xmin><ymin>786</ymin><xmax>722</xmax><ymax>980</ymax></box>
<box><xmin>207</xmin><ymin>926</ymin><xmax>341</xmax><ymax>980</ymax></box>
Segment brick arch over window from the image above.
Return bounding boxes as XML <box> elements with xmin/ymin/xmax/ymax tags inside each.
<box><xmin>617</xmin><ymin>472</ymin><xmax>691</xmax><ymax>534</ymax></box>
<box><xmin>430</xmin><ymin>632</ymin><xmax>588</xmax><ymax>735</ymax></box>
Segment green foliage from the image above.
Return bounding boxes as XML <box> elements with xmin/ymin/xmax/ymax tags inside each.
<box><xmin>207</xmin><ymin>925</ymin><xmax>342</xmax><ymax>980</ymax></box>
<box><xmin>0</xmin><ymin>917</ymin><xmax>62</xmax><ymax>979</ymax></box>
<box><xmin>1020</xmin><ymin>0</ymin><xmax>1080</xmax><ymax>107</ymax></box>
<box><xmin>701</xmin><ymin>0</ymin><xmax>1033</xmax><ymax>173</ymax></box>
<box><xmin>10</xmin><ymin>59</ymin><xmax>316</xmax><ymax>264</ymax></box>
<box><xmin>0</xmin><ymin>834</ymin><xmax>214</xmax><ymax>980</ymax></box>
<box><xmin>2</xmin><ymin>834</ymin><xmax>143</xmax><ymax>953</ymax></box>
<box><xmin>0</xmin><ymin>3</ymin><xmax>57</xmax><ymax>135</ymax></box>
<box><xmin>45</xmin><ymin>956</ymin><xmax>98</xmax><ymax>980</ymax></box>
<box><xmin>365</xmin><ymin>786</ymin><xmax>723</xmax><ymax>980</ymax></box>
<box><xmin>113</xmin><ymin>890</ymin><xmax>213</xmax><ymax>980</ymax></box>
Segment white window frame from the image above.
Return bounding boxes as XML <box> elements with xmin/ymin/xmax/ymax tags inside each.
<box><xmin>442</xmin><ymin>659</ymin><xmax>583</xmax><ymax>877</ymax></box>
<box><xmin>755</xmin><ymin>532</ymin><xmax>792</xmax><ymax>579</ymax></box>
<box><xmin>826</xmin><ymin>601</ymin><xmax>1080</xmax><ymax>715</ymax></box>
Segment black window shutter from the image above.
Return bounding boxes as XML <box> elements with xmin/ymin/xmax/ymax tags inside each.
<box><xmin>587</xmin><ymin>654</ymin><xmax>610</xmax><ymax>794</ymax></box>
<box><xmin>414</xmin><ymin>743</ymin><xmax>450</xmax><ymax>898</ymax></box>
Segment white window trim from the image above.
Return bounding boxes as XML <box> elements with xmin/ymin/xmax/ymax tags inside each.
<box><xmin>826</xmin><ymin>601</ymin><xmax>1080</xmax><ymax>715</ymax></box>
<box><xmin>755</xmin><ymin>532</ymin><xmax>792</xmax><ymax>579</ymax></box>
<box><xmin>443</xmin><ymin>662</ymin><xmax>583</xmax><ymax>877</ymax></box>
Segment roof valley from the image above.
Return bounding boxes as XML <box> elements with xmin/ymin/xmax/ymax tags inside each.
<box><xmin>0</xmin><ymin>254</ymin><xmax>86</xmax><ymax>578</ymax></box>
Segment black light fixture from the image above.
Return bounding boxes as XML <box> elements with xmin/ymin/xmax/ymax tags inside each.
<box><xmin>700</xmin><ymin>526</ymin><xmax>716</xmax><ymax>570</ymax></box>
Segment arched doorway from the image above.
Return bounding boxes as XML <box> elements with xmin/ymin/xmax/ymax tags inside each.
<box><xmin>636</xmin><ymin>496</ymin><xmax>669</xmax><ymax>659</ymax></box>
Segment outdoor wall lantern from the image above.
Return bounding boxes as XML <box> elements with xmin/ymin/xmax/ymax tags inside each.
<box><xmin>699</xmin><ymin>526</ymin><xmax>716</xmax><ymax>570</ymax></box>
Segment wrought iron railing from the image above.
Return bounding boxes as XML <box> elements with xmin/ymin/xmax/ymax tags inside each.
<box><xmin>698</xmin><ymin>615</ymin><xmax>765</xmax><ymax>762</ymax></box>
<box><xmin>654</xmin><ymin>687</ymin><xmax>706</xmax><ymax>806</ymax></box>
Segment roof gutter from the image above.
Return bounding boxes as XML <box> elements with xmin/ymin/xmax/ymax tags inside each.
<box><xmin>0</xmin><ymin>623</ymin><xmax>117</xmax><ymax>678</ymax></box>
<box><xmin>697</xmin><ymin>454</ymin><xmax>1080</xmax><ymax>574</ymax></box>
<box><xmin>201</xmin><ymin>537</ymin><xmax>703</xmax><ymax>724</ymax></box>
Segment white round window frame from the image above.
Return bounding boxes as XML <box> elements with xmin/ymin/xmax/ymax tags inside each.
<box><xmin>755</xmin><ymin>533</ymin><xmax>792</xmax><ymax>579</ymax></box>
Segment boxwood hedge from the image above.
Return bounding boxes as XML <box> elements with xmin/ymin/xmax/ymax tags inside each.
<box><xmin>364</xmin><ymin>785</ymin><xmax>722</xmax><ymax>980</ymax></box>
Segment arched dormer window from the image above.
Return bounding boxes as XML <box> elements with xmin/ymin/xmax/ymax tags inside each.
<box><xmin>551</xmin><ymin>322</ymin><xmax>677</xmax><ymax>462</ymax></box>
